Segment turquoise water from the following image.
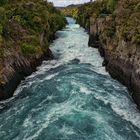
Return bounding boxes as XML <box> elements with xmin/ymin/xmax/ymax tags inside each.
<box><xmin>0</xmin><ymin>17</ymin><xmax>140</xmax><ymax>140</ymax></box>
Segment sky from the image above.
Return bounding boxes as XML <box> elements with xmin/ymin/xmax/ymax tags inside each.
<box><xmin>48</xmin><ymin>0</ymin><xmax>90</xmax><ymax>7</ymax></box>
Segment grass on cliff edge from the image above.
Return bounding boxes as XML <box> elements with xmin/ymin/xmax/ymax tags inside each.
<box><xmin>63</xmin><ymin>0</ymin><xmax>140</xmax><ymax>44</ymax></box>
<box><xmin>0</xmin><ymin>0</ymin><xmax>66</xmax><ymax>84</ymax></box>
<box><xmin>0</xmin><ymin>0</ymin><xmax>66</xmax><ymax>57</ymax></box>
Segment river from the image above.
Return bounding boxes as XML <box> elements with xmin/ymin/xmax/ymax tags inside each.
<box><xmin>0</xmin><ymin>17</ymin><xmax>140</xmax><ymax>140</ymax></box>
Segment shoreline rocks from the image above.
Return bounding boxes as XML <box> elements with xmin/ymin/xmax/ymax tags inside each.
<box><xmin>0</xmin><ymin>48</ymin><xmax>53</xmax><ymax>100</ymax></box>
<box><xmin>88</xmin><ymin>17</ymin><xmax>140</xmax><ymax>107</ymax></box>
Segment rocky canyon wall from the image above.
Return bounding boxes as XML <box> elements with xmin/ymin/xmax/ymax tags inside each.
<box><xmin>89</xmin><ymin>17</ymin><xmax>140</xmax><ymax>106</ymax></box>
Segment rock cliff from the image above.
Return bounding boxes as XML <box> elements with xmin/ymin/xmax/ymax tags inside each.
<box><xmin>89</xmin><ymin>16</ymin><xmax>140</xmax><ymax>106</ymax></box>
<box><xmin>72</xmin><ymin>0</ymin><xmax>140</xmax><ymax>106</ymax></box>
<box><xmin>0</xmin><ymin>0</ymin><xmax>66</xmax><ymax>100</ymax></box>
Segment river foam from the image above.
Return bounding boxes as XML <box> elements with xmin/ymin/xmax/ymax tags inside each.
<box><xmin>0</xmin><ymin>17</ymin><xmax>140</xmax><ymax>140</ymax></box>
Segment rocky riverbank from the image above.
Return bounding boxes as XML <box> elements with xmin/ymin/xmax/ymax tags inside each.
<box><xmin>64</xmin><ymin>0</ymin><xmax>140</xmax><ymax>106</ymax></box>
<box><xmin>88</xmin><ymin>16</ymin><xmax>140</xmax><ymax>106</ymax></box>
<box><xmin>0</xmin><ymin>0</ymin><xmax>66</xmax><ymax>100</ymax></box>
<box><xmin>0</xmin><ymin>48</ymin><xmax>53</xmax><ymax>100</ymax></box>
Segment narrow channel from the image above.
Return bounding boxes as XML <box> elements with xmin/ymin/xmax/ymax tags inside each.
<box><xmin>0</xmin><ymin>17</ymin><xmax>140</xmax><ymax>140</ymax></box>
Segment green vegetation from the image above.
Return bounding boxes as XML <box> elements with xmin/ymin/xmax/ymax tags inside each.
<box><xmin>0</xmin><ymin>0</ymin><xmax>66</xmax><ymax>85</ymax></box>
<box><xmin>21</xmin><ymin>43</ymin><xmax>38</xmax><ymax>55</ymax></box>
<box><xmin>117</xmin><ymin>0</ymin><xmax>140</xmax><ymax>43</ymax></box>
<box><xmin>107</xmin><ymin>0</ymin><xmax>118</xmax><ymax>13</ymax></box>
<box><xmin>61</xmin><ymin>6</ymin><xmax>79</xmax><ymax>19</ymax></box>
<box><xmin>64</xmin><ymin>0</ymin><xmax>140</xmax><ymax>44</ymax></box>
<box><xmin>0</xmin><ymin>0</ymin><xmax>66</xmax><ymax>58</ymax></box>
<box><xmin>75</xmin><ymin>0</ymin><xmax>117</xmax><ymax>30</ymax></box>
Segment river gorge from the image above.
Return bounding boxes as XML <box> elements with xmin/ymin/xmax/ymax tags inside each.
<box><xmin>0</xmin><ymin>18</ymin><xmax>140</xmax><ymax>140</ymax></box>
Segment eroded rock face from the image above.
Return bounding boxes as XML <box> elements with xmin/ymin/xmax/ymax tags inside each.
<box><xmin>0</xmin><ymin>0</ymin><xmax>66</xmax><ymax>100</ymax></box>
<box><xmin>89</xmin><ymin>17</ymin><xmax>140</xmax><ymax>106</ymax></box>
<box><xmin>0</xmin><ymin>48</ymin><xmax>53</xmax><ymax>100</ymax></box>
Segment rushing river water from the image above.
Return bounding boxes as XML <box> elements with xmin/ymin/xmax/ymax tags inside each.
<box><xmin>0</xmin><ymin>17</ymin><xmax>140</xmax><ymax>140</ymax></box>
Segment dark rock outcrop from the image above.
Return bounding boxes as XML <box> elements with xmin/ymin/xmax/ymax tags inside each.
<box><xmin>0</xmin><ymin>0</ymin><xmax>66</xmax><ymax>100</ymax></box>
<box><xmin>88</xmin><ymin>17</ymin><xmax>140</xmax><ymax>106</ymax></box>
<box><xmin>0</xmin><ymin>48</ymin><xmax>53</xmax><ymax>100</ymax></box>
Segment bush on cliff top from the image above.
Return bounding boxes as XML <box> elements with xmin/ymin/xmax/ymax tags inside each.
<box><xmin>117</xmin><ymin>0</ymin><xmax>140</xmax><ymax>44</ymax></box>
<box><xmin>0</xmin><ymin>0</ymin><xmax>66</xmax><ymax>57</ymax></box>
<box><xmin>21</xmin><ymin>43</ymin><xmax>39</xmax><ymax>55</ymax></box>
<box><xmin>0</xmin><ymin>0</ymin><xmax>66</xmax><ymax>84</ymax></box>
<box><xmin>69</xmin><ymin>0</ymin><xmax>140</xmax><ymax>44</ymax></box>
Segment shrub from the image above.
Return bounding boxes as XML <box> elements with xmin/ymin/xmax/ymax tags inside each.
<box><xmin>107</xmin><ymin>0</ymin><xmax>118</xmax><ymax>13</ymax></box>
<box><xmin>0</xmin><ymin>24</ymin><xmax>3</xmax><ymax>35</ymax></box>
<box><xmin>0</xmin><ymin>7</ymin><xmax>6</xmax><ymax>24</ymax></box>
<box><xmin>104</xmin><ymin>27</ymin><xmax>115</xmax><ymax>37</ymax></box>
<box><xmin>135</xmin><ymin>3</ymin><xmax>140</xmax><ymax>12</ymax></box>
<box><xmin>0</xmin><ymin>0</ymin><xmax>66</xmax><ymax>60</ymax></box>
<box><xmin>21</xmin><ymin>43</ymin><xmax>37</xmax><ymax>55</ymax></box>
<box><xmin>0</xmin><ymin>0</ymin><xmax>8</xmax><ymax>6</ymax></box>
<box><xmin>132</xmin><ymin>34</ymin><xmax>140</xmax><ymax>44</ymax></box>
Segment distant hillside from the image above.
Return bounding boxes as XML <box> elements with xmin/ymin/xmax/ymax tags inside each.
<box><xmin>60</xmin><ymin>4</ymin><xmax>82</xmax><ymax>18</ymax></box>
